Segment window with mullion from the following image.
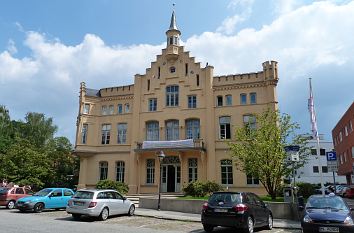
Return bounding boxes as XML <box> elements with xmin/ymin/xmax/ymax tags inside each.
<box><xmin>146</xmin><ymin>121</ymin><xmax>159</xmax><ymax>141</ymax></box>
<box><xmin>219</xmin><ymin>117</ymin><xmax>231</xmax><ymax>139</ymax></box>
<box><xmin>101</xmin><ymin>124</ymin><xmax>111</xmax><ymax>144</ymax></box>
<box><xmin>166</xmin><ymin>120</ymin><xmax>179</xmax><ymax>140</ymax></box>
<box><xmin>221</xmin><ymin>160</ymin><xmax>233</xmax><ymax>185</ymax></box>
<box><xmin>188</xmin><ymin>95</ymin><xmax>197</xmax><ymax>108</ymax></box>
<box><xmin>188</xmin><ymin>158</ymin><xmax>198</xmax><ymax>182</ymax></box>
<box><xmin>81</xmin><ymin>124</ymin><xmax>88</xmax><ymax>144</ymax></box>
<box><xmin>246</xmin><ymin>175</ymin><xmax>259</xmax><ymax>185</ymax></box>
<box><xmin>116</xmin><ymin>161</ymin><xmax>125</xmax><ymax>182</ymax></box>
<box><xmin>99</xmin><ymin>161</ymin><xmax>108</xmax><ymax>180</ymax></box>
<box><xmin>149</xmin><ymin>98</ymin><xmax>157</xmax><ymax>111</ymax></box>
<box><xmin>166</xmin><ymin>85</ymin><xmax>179</xmax><ymax>107</ymax></box>
<box><xmin>186</xmin><ymin>119</ymin><xmax>200</xmax><ymax>139</ymax></box>
<box><xmin>146</xmin><ymin>159</ymin><xmax>155</xmax><ymax>184</ymax></box>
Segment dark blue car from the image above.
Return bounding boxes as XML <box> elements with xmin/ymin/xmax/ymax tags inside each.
<box><xmin>300</xmin><ymin>194</ymin><xmax>354</xmax><ymax>233</ymax></box>
<box><xmin>16</xmin><ymin>188</ymin><xmax>74</xmax><ymax>212</ymax></box>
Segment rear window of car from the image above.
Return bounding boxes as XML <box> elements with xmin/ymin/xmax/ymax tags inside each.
<box><xmin>306</xmin><ymin>196</ymin><xmax>348</xmax><ymax>210</ymax></box>
<box><xmin>73</xmin><ymin>191</ymin><xmax>94</xmax><ymax>199</ymax></box>
<box><xmin>0</xmin><ymin>188</ymin><xmax>9</xmax><ymax>194</ymax></box>
<box><xmin>209</xmin><ymin>193</ymin><xmax>241</xmax><ymax>205</ymax></box>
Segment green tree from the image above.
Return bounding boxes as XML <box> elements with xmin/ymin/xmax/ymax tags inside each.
<box><xmin>229</xmin><ymin>109</ymin><xmax>309</xmax><ymax>200</ymax></box>
<box><xmin>0</xmin><ymin>105</ymin><xmax>12</xmax><ymax>154</ymax></box>
<box><xmin>45</xmin><ymin>137</ymin><xmax>79</xmax><ymax>188</ymax></box>
<box><xmin>0</xmin><ymin>137</ymin><xmax>51</xmax><ymax>188</ymax></box>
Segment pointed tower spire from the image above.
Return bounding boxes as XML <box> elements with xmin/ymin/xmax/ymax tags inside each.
<box><xmin>169</xmin><ymin>10</ymin><xmax>178</xmax><ymax>30</ymax></box>
<box><xmin>165</xmin><ymin>5</ymin><xmax>181</xmax><ymax>60</ymax></box>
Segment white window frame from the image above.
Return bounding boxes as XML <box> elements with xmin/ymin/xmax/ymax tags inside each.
<box><xmin>116</xmin><ymin>161</ymin><xmax>125</xmax><ymax>183</ymax></box>
<box><xmin>188</xmin><ymin>95</ymin><xmax>197</xmax><ymax>108</ymax></box>
<box><xmin>221</xmin><ymin>159</ymin><xmax>233</xmax><ymax>185</ymax></box>
<box><xmin>146</xmin><ymin>159</ymin><xmax>155</xmax><ymax>184</ymax></box>
<box><xmin>166</xmin><ymin>85</ymin><xmax>179</xmax><ymax>107</ymax></box>
<box><xmin>148</xmin><ymin>98</ymin><xmax>157</xmax><ymax>112</ymax></box>
<box><xmin>81</xmin><ymin>124</ymin><xmax>88</xmax><ymax>144</ymax></box>
<box><xmin>146</xmin><ymin>121</ymin><xmax>159</xmax><ymax>141</ymax></box>
<box><xmin>99</xmin><ymin>161</ymin><xmax>108</xmax><ymax>180</ymax></box>
<box><xmin>83</xmin><ymin>103</ymin><xmax>90</xmax><ymax>114</ymax></box>
<box><xmin>188</xmin><ymin>158</ymin><xmax>198</xmax><ymax>182</ymax></box>
<box><xmin>186</xmin><ymin>119</ymin><xmax>200</xmax><ymax>139</ymax></box>
<box><xmin>166</xmin><ymin>120</ymin><xmax>179</xmax><ymax>141</ymax></box>
<box><xmin>219</xmin><ymin>116</ymin><xmax>231</xmax><ymax>139</ymax></box>
<box><xmin>117</xmin><ymin>123</ymin><xmax>127</xmax><ymax>144</ymax></box>
<box><xmin>101</xmin><ymin>124</ymin><xmax>111</xmax><ymax>145</ymax></box>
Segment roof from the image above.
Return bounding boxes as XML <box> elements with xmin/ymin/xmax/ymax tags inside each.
<box><xmin>169</xmin><ymin>10</ymin><xmax>178</xmax><ymax>31</ymax></box>
<box><xmin>85</xmin><ymin>88</ymin><xmax>100</xmax><ymax>97</ymax></box>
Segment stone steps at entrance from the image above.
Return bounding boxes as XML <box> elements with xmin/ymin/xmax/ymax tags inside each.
<box><xmin>125</xmin><ymin>193</ymin><xmax>184</xmax><ymax>208</ymax></box>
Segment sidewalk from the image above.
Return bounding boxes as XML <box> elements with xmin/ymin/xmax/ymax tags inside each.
<box><xmin>135</xmin><ymin>208</ymin><xmax>301</xmax><ymax>229</ymax></box>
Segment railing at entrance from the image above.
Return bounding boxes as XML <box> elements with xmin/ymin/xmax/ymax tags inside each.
<box><xmin>135</xmin><ymin>139</ymin><xmax>205</xmax><ymax>152</ymax></box>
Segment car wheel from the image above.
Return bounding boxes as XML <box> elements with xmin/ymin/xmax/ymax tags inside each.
<box><xmin>72</xmin><ymin>214</ymin><xmax>81</xmax><ymax>220</ymax></box>
<box><xmin>128</xmin><ymin>205</ymin><xmax>135</xmax><ymax>216</ymax></box>
<box><xmin>33</xmin><ymin>202</ymin><xmax>44</xmax><ymax>213</ymax></box>
<box><xmin>265</xmin><ymin>214</ymin><xmax>273</xmax><ymax>230</ymax></box>
<box><xmin>203</xmin><ymin>224</ymin><xmax>214</xmax><ymax>232</ymax></box>
<box><xmin>99</xmin><ymin>207</ymin><xmax>109</xmax><ymax>221</ymax></box>
<box><xmin>6</xmin><ymin>200</ymin><xmax>15</xmax><ymax>209</ymax></box>
<box><xmin>244</xmin><ymin>217</ymin><xmax>254</xmax><ymax>233</ymax></box>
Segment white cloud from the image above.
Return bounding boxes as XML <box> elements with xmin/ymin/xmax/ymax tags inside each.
<box><xmin>7</xmin><ymin>39</ymin><xmax>17</xmax><ymax>55</ymax></box>
<box><xmin>1</xmin><ymin>1</ymin><xmax>354</xmax><ymax>142</ymax></box>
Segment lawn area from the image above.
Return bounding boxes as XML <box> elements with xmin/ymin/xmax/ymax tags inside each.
<box><xmin>178</xmin><ymin>195</ymin><xmax>285</xmax><ymax>202</ymax></box>
<box><xmin>260</xmin><ymin>196</ymin><xmax>285</xmax><ymax>202</ymax></box>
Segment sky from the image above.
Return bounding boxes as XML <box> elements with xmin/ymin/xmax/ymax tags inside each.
<box><xmin>0</xmin><ymin>0</ymin><xmax>353</xmax><ymax>144</ymax></box>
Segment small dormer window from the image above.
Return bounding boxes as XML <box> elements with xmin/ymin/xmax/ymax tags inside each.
<box><xmin>170</xmin><ymin>66</ymin><xmax>176</xmax><ymax>73</ymax></box>
<box><xmin>169</xmin><ymin>37</ymin><xmax>173</xmax><ymax>45</ymax></box>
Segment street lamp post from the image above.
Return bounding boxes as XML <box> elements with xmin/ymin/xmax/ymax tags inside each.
<box><xmin>157</xmin><ymin>151</ymin><xmax>165</xmax><ymax>211</ymax></box>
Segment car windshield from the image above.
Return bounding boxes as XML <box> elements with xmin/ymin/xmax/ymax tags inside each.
<box><xmin>0</xmin><ymin>188</ymin><xmax>9</xmax><ymax>194</ymax></box>
<box><xmin>33</xmin><ymin>188</ymin><xmax>53</xmax><ymax>196</ymax></box>
<box><xmin>306</xmin><ymin>196</ymin><xmax>349</xmax><ymax>210</ymax></box>
<box><xmin>73</xmin><ymin>191</ymin><xmax>94</xmax><ymax>199</ymax></box>
<box><xmin>209</xmin><ymin>193</ymin><xmax>241</xmax><ymax>205</ymax></box>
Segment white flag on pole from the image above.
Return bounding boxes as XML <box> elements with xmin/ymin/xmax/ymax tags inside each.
<box><xmin>308</xmin><ymin>78</ymin><xmax>318</xmax><ymax>139</ymax></box>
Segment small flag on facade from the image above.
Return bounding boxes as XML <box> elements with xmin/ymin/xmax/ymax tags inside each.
<box><xmin>308</xmin><ymin>78</ymin><xmax>318</xmax><ymax>139</ymax></box>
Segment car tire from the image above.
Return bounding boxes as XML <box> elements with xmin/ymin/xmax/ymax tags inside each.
<box><xmin>33</xmin><ymin>202</ymin><xmax>44</xmax><ymax>213</ymax></box>
<box><xmin>99</xmin><ymin>207</ymin><xmax>109</xmax><ymax>221</ymax></box>
<box><xmin>6</xmin><ymin>200</ymin><xmax>15</xmax><ymax>209</ymax></box>
<box><xmin>128</xmin><ymin>205</ymin><xmax>135</xmax><ymax>216</ymax></box>
<box><xmin>244</xmin><ymin>217</ymin><xmax>254</xmax><ymax>233</ymax></box>
<box><xmin>203</xmin><ymin>224</ymin><xmax>214</xmax><ymax>232</ymax></box>
<box><xmin>265</xmin><ymin>214</ymin><xmax>273</xmax><ymax>230</ymax></box>
<box><xmin>72</xmin><ymin>214</ymin><xmax>81</xmax><ymax>220</ymax></box>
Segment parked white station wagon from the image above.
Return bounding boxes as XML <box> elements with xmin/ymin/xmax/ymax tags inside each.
<box><xmin>66</xmin><ymin>189</ymin><xmax>135</xmax><ymax>221</ymax></box>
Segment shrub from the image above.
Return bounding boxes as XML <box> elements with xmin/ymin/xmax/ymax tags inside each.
<box><xmin>183</xmin><ymin>180</ymin><xmax>223</xmax><ymax>197</ymax></box>
<box><xmin>96</xmin><ymin>180</ymin><xmax>129</xmax><ymax>194</ymax></box>
<box><xmin>297</xmin><ymin>182</ymin><xmax>317</xmax><ymax>198</ymax></box>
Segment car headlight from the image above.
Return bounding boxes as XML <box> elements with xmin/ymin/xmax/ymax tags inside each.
<box><xmin>344</xmin><ymin>216</ymin><xmax>354</xmax><ymax>225</ymax></box>
<box><xmin>303</xmin><ymin>215</ymin><xmax>313</xmax><ymax>223</ymax></box>
<box><xmin>25</xmin><ymin>201</ymin><xmax>32</xmax><ymax>204</ymax></box>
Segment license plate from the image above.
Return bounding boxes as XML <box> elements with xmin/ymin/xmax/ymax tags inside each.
<box><xmin>214</xmin><ymin>208</ymin><xmax>227</xmax><ymax>213</ymax></box>
<box><xmin>319</xmin><ymin>227</ymin><xmax>339</xmax><ymax>233</ymax></box>
<box><xmin>74</xmin><ymin>202</ymin><xmax>84</xmax><ymax>206</ymax></box>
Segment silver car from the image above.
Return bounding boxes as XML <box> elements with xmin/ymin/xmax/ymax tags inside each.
<box><xmin>66</xmin><ymin>189</ymin><xmax>135</xmax><ymax>221</ymax></box>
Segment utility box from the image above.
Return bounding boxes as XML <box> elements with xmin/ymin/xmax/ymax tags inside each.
<box><xmin>283</xmin><ymin>186</ymin><xmax>293</xmax><ymax>203</ymax></box>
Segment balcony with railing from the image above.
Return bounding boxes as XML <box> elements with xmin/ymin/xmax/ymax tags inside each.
<box><xmin>135</xmin><ymin>139</ymin><xmax>205</xmax><ymax>152</ymax></box>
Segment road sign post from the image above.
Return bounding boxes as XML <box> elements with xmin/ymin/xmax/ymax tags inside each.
<box><xmin>326</xmin><ymin>151</ymin><xmax>337</xmax><ymax>193</ymax></box>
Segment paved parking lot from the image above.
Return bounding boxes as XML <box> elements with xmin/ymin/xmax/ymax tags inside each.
<box><xmin>0</xmin><ymin>207</ymin><xmax>301</xmax><ymax>233</ymax></box>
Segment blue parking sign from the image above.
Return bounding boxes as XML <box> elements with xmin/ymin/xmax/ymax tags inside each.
<box><xmin>326</xmin><ymin>151</ymin><xmax>337</xmax><ymax>161</ymax></box>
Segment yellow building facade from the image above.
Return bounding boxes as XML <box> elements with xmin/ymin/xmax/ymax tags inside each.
<box><xmin>74</xmin><ymin>11</ymin><xmax>279</xmax><ymax>195</ymax></box>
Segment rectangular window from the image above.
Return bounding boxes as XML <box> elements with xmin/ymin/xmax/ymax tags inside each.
<box><xmin>158</xmin><ymin>66</ymin><xmax>160</xmax><ymax>79</ymax></box>
<box><xmin>226</xmin><ymin>95</ymin><xmax>232</xmax><ymax>106</ymax></box>
<box><xmin>311</xmin><ymin>149</ymin><xmax>317</xmax><ymax>155</ymax></box>
<box><xmin>219</xmin><ymin>116</ymin><xmax>231</xmax><ymax>139</ymax></box>
<box><xmin>352</xmin><ymin>147</ymin><xmax>354</xmax><ymax>158</ymax></box>
<box><xmin>186</xmin><ymin>119</ymin><xmax>200</xmax><ymax>139</ymax></box>
<box><xmin>188</xmin><ymin>158</ymin><xmax>198</xmax><ymax>182</ymax></box>
<box><xmin>322</xmin><ymin>166</ymin><xmax>328</xmax><ymax>173</ymax></box>
<box><xmin>345</xmin><ymin>126</ymin><xmax>348</xmax><ymax>136</ymax></box>
<box><xmin>185</xmin><ymin>63</ymin><xmax>188</xmax><ymax>76</ymax></box>
<box><xmin>247</xmin><ymin>175</ymin><xmax>260</xmax><ymax>185</ymax></box>
<box><xmin>83</xmin><ymin>103</ymin><xmax>90</xmax><ymax>114</ymax></box>
<box><xmin>240</xmin><ymin>93</ymin><xmax>247</xmax><ymax>105</ymax></box>
<box><xmin>313</xmin><ymin>166</ymin><xmax>319</xmax><ymax>173</ymax></box>
<box><xmin>101</xmin><ymin>124</ymin><xmax>111</xmax><ymax>145</ymax></box>
<box><xmin>196</xmin><ymin>74</ymin><xmax>200</xmax><ymax>86</ymax></box>
<box><xmin>221</xmin><ymin>160</ymin><xmax>233</xmax><ymax>185</ymax></box>
<box><xmin>101</xmin><ymin>105</ymin><xmax>108</xmax><ymax>115</ymax></box>
<box><xmin>250</xmin><ymin>92</ymin><xmax>257</xmax><ymax>104</ymax></box>
<box><xmin>339</xmin><ymin>132</ymin><xmax>343</xmax><ymax>142</ymax></box>
<box><xmin>81</xmin><ymin>124</ymin><xmax>88</xmax><ymax>144</ymax></box>
<box><xmin>99</xmin><ymin>161</ymin><xmax>108</xmax><ymax>180</ymax></box>
<box><xmin>350</xmin><ymin>121</ymin><xmax>353</xmax><ymax>133</ymax></box>
<box><xmin>243</xmin><ymin>115</ymin><xmax>256</xmax><ymax>130</ymax></box>
<box><xmin>148</xmin><ymin>98</ymin><xmax>157</xmax><ymax>112</ymax></box>
<box><xmin>320</xmin><ymin>148</ymin><xmax>326</xmax><ymax>156</ymax></box>
<box><xmin>217</xmin><ymin>96</ymin><xmax>223</xmax><ymax>107</ymax></box>
<box><xmin>146</xmin><ymin>121</ymin><xmax>159</xmax><ymax>141</ymax></box>
<box><xmin>188</xmin><ymin>95</ymin><xmax>197</xmax><ymax>108</ymax></box>
<box><xmin>147</xmin><ymin>79</ymin><xmax>150</xmax><ymax>91</ymax></box>
<box><xmin>117</xmin><ymin>123</ymin><xmax>127</xmax><ymax>144</ymax></box>
<box><xmin>166</xmin><ymin>85</ymin><xmax>179</xmax><ymax>107</ymax></box>
<box><xmin>146</xmin><ymin>159</ymin><xmax>155</xmax><ymax>184</ymax></box>
<box><xmin>117</xmin><ymin>104</ymin><xmax>123</xmax><ymax>114</ymax></box>
<box><xmin>125</xmin><ymin>103</ymin><xmax>130</xmax><ymax>113</ymax></box>
<box><xmin>166</xmin><ymin>120</ymin><xmax>179</xmax><ymax>140</ymax></box>
<box><xmin>108</xmin><ymin>105</ymin><xmax>114</xmax><ymax>115</ymax></box>
<box><xmin>116</xmin><ymin>161</ymin><xmax>125</xmax><ymax>183</ymax></box>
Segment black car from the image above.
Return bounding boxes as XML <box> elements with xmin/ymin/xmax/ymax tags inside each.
<box><xmin>300</xmin><ymin>194</ymin><xmax>354</xmax><ymax>233</ymax></box>
<box><xmin>201</xmin><ymin>191</ymin><xmax>273</xmax><ymax>233</ymax></box>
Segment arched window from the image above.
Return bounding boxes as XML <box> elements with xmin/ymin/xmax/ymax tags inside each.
<box><xmin>166</xmin><ymin>120</ymin><xmax>179</xmax><ymax>140</ymax></box>
<box><xmin>185</xmin><ymin>119</ymin><xmax>200</xmax><ymax>139</ymax></box>
<box><xmin>99</xmin><ymin>161</ymin><xmax>108</xmax><ymax>180</ymax></box>
<box><xmin>146</xmin><ymin>121</ymin><xmax>159</xmax><ymax>141</ymax></box>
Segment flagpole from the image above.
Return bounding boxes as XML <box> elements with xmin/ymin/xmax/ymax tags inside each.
<box><xmin>308</xmin><ymin>78</ymin><xmax>325</xmax><ymax>196</ymax></box>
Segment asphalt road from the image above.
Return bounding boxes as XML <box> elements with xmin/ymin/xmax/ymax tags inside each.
<box><xmin>0</xmin><ymin>207</ymin><xmax>301</xmax><ymax>233</ymax></box>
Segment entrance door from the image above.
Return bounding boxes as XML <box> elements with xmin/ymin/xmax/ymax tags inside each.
<box><xmin>167</xmin><ymin>165</ymin><xmax>176</xmax><ymax>192</ymax></box>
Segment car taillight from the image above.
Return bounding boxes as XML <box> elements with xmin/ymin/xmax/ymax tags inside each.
<box><xmin>88</xmin><ymin>202</ymin><xmax>97</xmax><ymax>208</ymax></box>
<box><xmin>233</xmin><ymin>204</ymin><xmax>248</xmax><ymax>213</ymax></box>
<box><xmin>202</xmin><ymin>202</ymin><xmax>208</xmax><ymax>211</ymax></box>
